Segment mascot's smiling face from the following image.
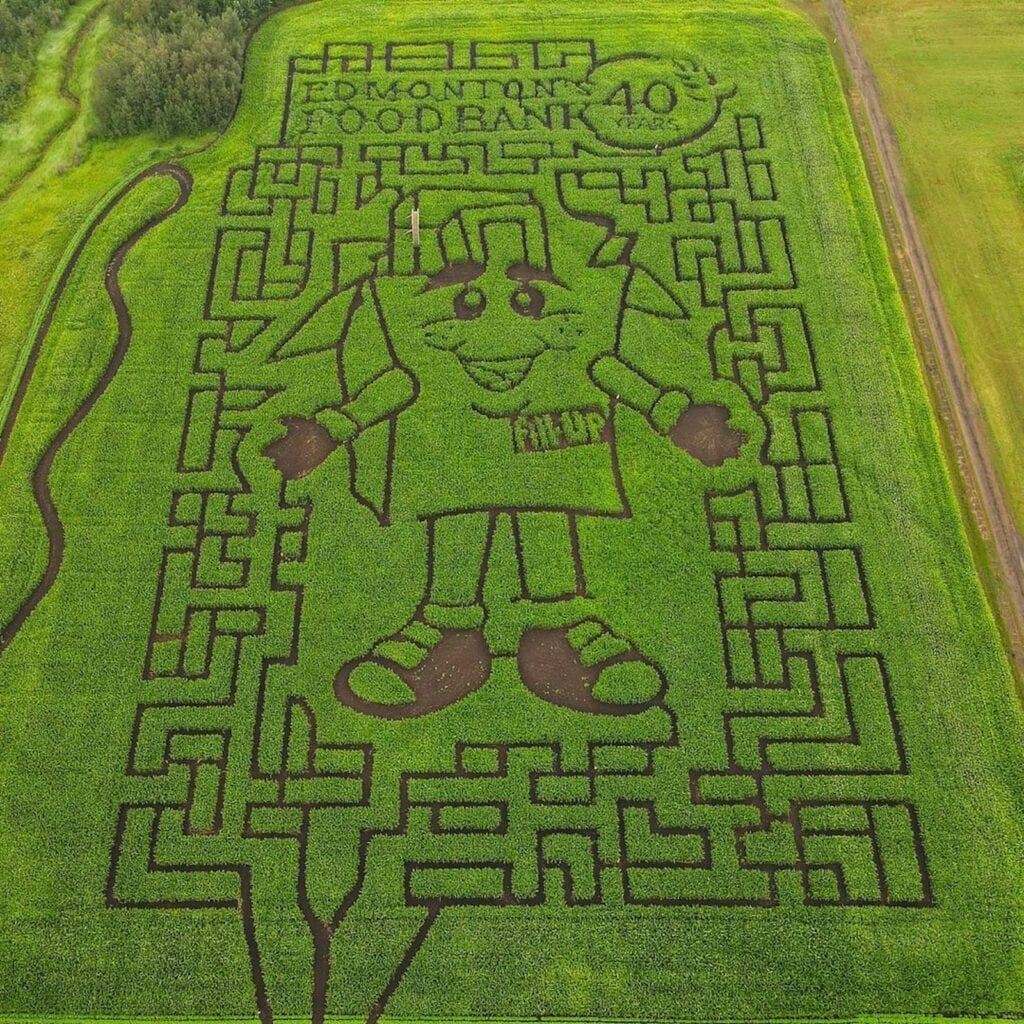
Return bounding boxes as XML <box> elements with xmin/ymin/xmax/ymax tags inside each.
<box><xmin>419</xmin><ymin>253</ymin><xmax>586</xmax><ymax>392</ymax></box>
<box><xmin>374</xmin><ymin>202</ymin><xmax>629</xmax><ymax>413</ymax></box>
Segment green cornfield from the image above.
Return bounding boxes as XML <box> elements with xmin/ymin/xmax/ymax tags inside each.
<box><xmin>1</xmin><ymin>2</ymin><xmax>1022</xmax><ymax>1022</ymax></box>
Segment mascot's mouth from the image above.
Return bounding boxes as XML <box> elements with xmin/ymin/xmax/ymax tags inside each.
<box><xmin>458</xmin><ymin>354</ymin><xmax>536</xmax><ymax>391</ymax></box>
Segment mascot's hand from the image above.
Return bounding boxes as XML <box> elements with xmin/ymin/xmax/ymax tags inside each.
<box><xmin>651</xmin><ymin>391</ymin><xmax>746</xmax><ymax>467</ymax></box>
<box><xmin>263</xmin><ymin>415</ymin><xmax>340</xmax><ymax>480</ymax></box>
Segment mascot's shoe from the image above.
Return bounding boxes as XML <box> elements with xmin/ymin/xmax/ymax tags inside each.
<box><xmin>335</xmin><ymin>611</ymin><xmax>491</xmax><ymax>718</ymax></box>
<box><xmin>518</xmin><ymin>618</ymin><xmax>666</xmax><ymax>714</ymax></box>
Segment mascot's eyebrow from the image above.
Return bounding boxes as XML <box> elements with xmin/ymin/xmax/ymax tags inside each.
<box><xmin>424</xmin><ymin>261</ymin><xmax>485</xmax><ymax>291</ymax></box>
<box><xmin>507</xmin><ymin>263</ymin><xmax>567</xmax><ymax>288</ymax></box>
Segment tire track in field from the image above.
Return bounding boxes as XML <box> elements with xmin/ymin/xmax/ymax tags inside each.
<box><xmin>824</xmin><ymin>0</ymin><xmax>1024</xmax><ymax>671</ymax></box>
<box><xmin>0</xmin><ymin>164</ymin><xmax>192</xmax><ymax>653</ymax></box>
<box><xmin>0</xmin><ymin>1</ymin><xmax>107</xmax><ymax>205</ymax></box>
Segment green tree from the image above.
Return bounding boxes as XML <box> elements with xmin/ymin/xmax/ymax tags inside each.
<box><xmin>93</xmin><ymin>1</ymin><xmax>244</xmax><ymax>138</ymax></box>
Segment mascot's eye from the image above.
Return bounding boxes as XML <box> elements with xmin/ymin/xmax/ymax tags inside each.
<box><xmin>454</xmin><ymin>286</ymin><xmax>485</xmax><ymax>320</ymax></box>
<box><xmin>511</xmin><ymin>284</ymin><xmax>544</xmax><ymax>318</ymax></box>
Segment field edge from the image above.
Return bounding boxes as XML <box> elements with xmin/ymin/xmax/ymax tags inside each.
<box><xmin>0</xmin><ymin>1016</ymin><xmax>1021</xmax><ymax>1024</ymax></box>
<box><xmin>1</xmin><ymin>1018</ymin><xmax>1021</xmax><ymax>1024</ymax></box>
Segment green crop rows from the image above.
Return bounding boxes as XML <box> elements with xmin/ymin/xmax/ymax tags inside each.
<box><xmin>1</xmin><ymin>2</ymin><xmax>1023</xmax><ymax>1022</ymax></box>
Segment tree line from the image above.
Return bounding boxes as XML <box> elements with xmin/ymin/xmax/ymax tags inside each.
<box><xmin>92</xmin><ymin>0</ymin><xmax>286</xmax><ymax>138</ymax></box>
<box><xmin>0</xmin><ymin>0</ymin><xmax>290</xmax><ymax>138</ymax></box>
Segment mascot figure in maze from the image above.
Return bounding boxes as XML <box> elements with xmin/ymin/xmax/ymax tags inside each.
<box><xmin>267</xmin><ymin>191</ymin><xmax>758</xmax><ymax>717</ymax></box>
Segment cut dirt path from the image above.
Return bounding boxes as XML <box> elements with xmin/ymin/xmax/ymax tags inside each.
<box><xmin>823</xmin><ymin>0</ymin><xmax>1024</xmax><ymax>672</ymax></box>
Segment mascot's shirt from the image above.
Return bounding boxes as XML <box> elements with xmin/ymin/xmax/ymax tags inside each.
<box><xmin>388</xmin><ymin>340</ymin><xmax>628</xmax><ymax>519</ymax></box>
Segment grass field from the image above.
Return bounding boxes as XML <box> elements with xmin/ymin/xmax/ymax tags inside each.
<box><xmin>1</xmin><ymin>1</ymin><xmax>1024</xmax><ymax>1022</ymax></box>
<box><xmin>843</xmin><ymin>0</ymin><xmax>1024</xmax><ymax>530</ymax></box>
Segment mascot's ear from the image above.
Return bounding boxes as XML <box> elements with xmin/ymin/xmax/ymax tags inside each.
<box><xmin>625</xmin><ymin>267</ymin><xmax>689</xmax><ymax>319</ymax></box>
<box><xmin>341</xmin><ymin>278</ymin><xmax>399</xmax><ymax>396</ymax></box>
<box><xmin>573</xmin><ymin>210</ymin><xmax>636</xmax><ymax>270</ymax></box>
<box><xmin>591</xmin><ymin>232</ymin><xmax>634</xmax><ymax>267</ymax></box>
<box><xmin>271</xmin><ymin>285</ymin><xmax>361</xmax><ymax>361</ymax></box>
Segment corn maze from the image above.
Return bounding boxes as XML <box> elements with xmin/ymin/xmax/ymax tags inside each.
<box><xmin>1</xmin><ymin>5</ymin><xmax>1023</xmax><ymax>1024</ymax></box>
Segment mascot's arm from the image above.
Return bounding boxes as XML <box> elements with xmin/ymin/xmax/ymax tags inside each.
<box><xmin>589</xmin><ymin>354</ymin><xmax>691</xmax><ymax>436</ymax></box>
<box><xmin>314</xmin><ymin>367</ymin><xmax>416</xmax><ymax>443</ymax></box>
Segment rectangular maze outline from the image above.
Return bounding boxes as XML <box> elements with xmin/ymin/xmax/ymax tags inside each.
<box><xmin>108</xmin><ymin>35</ymin><xmax>935</xmax><ymax>1022</ymax></box>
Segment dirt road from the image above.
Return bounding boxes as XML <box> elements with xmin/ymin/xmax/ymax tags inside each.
<box><xmin>823</xmin><ymin>0</ymin><xmax>1024</xmax><ymax>672</ymax></box>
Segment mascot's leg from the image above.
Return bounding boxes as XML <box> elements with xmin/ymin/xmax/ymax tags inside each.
<box><xmin>422</xmin><ymin>509</ymin><xmax>493</xmax><ymax>627</ymax></box>
<box><xmin>334</xmin><ymin>512</ymin><xmax>493</xmax><ymax>716</ymax></box>
<box><xmin>512</xmin><ymin>510</ymin><xmax>588</xmax><ymax>601</ymax></box>
<box><xmin>515</xmin><ymin>512</ymin><xmax>666</xmax><ymax>711</ymax></box>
